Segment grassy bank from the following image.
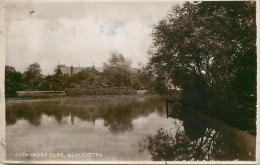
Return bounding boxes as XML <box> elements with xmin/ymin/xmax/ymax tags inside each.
<box><xmin>15</xmin><ymin>91</ymin><xmax>66</xmax><ymax>98</ymax></box>
<box><xmin>8</xmin><ymin>89</ymin><xmax>158</xmax><ymax>99</ymax></box>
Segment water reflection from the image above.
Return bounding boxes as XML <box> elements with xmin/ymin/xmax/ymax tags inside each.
<box><xmin>6</xmin><ymin>98</ymin><xmax>255</xmax><ymax>161</ymax></box>
<box><xmin>6</xmin><ymin>97</ymin><xmax>165</xmax><ymax>133</ymax></box>
<box><xmin>103</xmin><ymin>104</ymin><xmax>133</xmax><ymax>133</ymax></box>
<box><xmin>139</xmin><ymin>102</ymin><xmax>255</xmax><ymax>161</ymax></box>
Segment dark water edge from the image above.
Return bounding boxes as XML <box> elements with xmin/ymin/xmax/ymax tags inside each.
<box><xmin>184</xmin><ymin>105</ymin><xmax>256</xmax><ymax>136</ymax></box>
<box><xmin>142</xmin><ymin>101</ymin><xmax>256</xmax><ymax>161</ymax></box>
<box><xmin>165</xmin><ymin>96</ymin><xmax>256</xmax><ymax>136</ymax></box>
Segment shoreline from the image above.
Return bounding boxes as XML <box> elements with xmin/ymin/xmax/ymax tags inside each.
<box><xmin>5</xmin><ymin>94</ymin><xmax>162</xmax><ymax>100</ymax></box>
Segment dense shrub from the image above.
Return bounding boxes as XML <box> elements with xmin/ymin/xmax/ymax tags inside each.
<box><xmin>67</xmin><ymin>87</ymin><xmax>137</xmax><ymax>96</ymax></box>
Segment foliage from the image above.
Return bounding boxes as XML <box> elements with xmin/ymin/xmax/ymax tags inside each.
<box><xmin>69</xmin><ymin>68</ymin><xmax>106</xmax><ymax>88</ymax></box>
<box><xmin>131</xmin><ymin>64</ymin><xmax>155</xmax><ymax>90</ymax></box>
<box><xmin>103</xmin><ymin>51</ymin><xmax>132</xmax><ymax>88</ymax></box>
<box><xmin>6</xmin><ymin>51</ymin><xmax>157</xmax><ymax>96</ymax></box>
<box><xmin>149</xmin><ymin>1</ymin><xmax>256</xmax><ymax>122</ymax></box>
<box><xmin>5</xmin><ymin>66</ymin><xmax>22</xmax><ymax>97</ymax></box>
<box><xmin>67</xmin><ymin>87</ymin><xmax>136</xmax><ymax>96</ymax></box>
<box><xmin>24</xmin><ymin>63</ymin><xmax>42</xmax><ymax>80</ymax></box>
<box><xmin>23</xmin><ymin>62</ymin><xmax>43</xmax><ymax>89</ymax></box>
<box><xmin>54</xmin><ymin>64</ymin><xmax>67</xmax><ymax>76</ymax></box>
<box><xmin>40</xmin><ymin>74</ymin><xmax>69</xmax><ymax>91</ymax></box>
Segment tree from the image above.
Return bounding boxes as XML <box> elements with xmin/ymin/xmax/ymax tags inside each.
<box><xmin>148</xmin><ymin>1</ymin><xmax>256</xmax><ymax>131</ymax></box>
<box><xmin>103</xmin><ymin>51</ymin><xmax>132</xmax><ymax>88</ymax></box>
<box><xmin>149</xmin><ymin>2</ymin><xmax>256</xmax><ymax>106</ymax></box>
<box><xmin>5</xmin><ymin>66</ymin><xmax>22</xmax><ymax>96</ymax></box>
<box><xmin>131</xmin><ymin>64</ymin><xmax>156</xmax><ymax>90</ymax></box>
<box><xmin>54</xmin><ymin>64</ymin><xmax>67</xmax><ymax>76</ymax></box>
<box><xmin>24</xmin><ymin>63</ymin><xmax>42</xmax><ymax>80</ymax></box>
<box><xmin>23</xmin><ymin>62</ymin><xmax>43</xmax><ymax>89</ymax></box>
<box><xmin>70</xmin><ymin>69</ymin><xmax>103</xmax><ymax>87</ymax></box>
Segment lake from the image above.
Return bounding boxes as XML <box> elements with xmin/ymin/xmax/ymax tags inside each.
<box><xmin>5</xmin><ymin>97</ymin><xmax>256</xmax><ymax>161</ymax></box>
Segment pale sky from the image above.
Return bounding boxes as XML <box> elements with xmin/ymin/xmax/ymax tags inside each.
<box><xmin>6</xmin><ymin>2</ymin><xmax>179</xmax><ymax>75</ymax></box>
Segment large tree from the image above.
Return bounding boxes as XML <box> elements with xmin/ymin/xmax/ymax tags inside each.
<box><xmin>103</xmin><ymin>51</ymin><xmax>132</xmax><ymax>88</ymax></box>
<box><xmin>5</xmin><ymin>66</ymin><xmax>22</xmax><ymax>96</ymax></box>
<box><xmin>23</xmin><ymin>62</ymin><xmax>43</xmax><ymax>89</ymax></box>
<box><xmin>149</xmin><ymin>1</ymin><xmax>256</xmax><ymax>127</ymax></box>
<box><xmin>24</xmin><ymin>63</ymin><xmax>42</xmax><ymax>80</ymax></box>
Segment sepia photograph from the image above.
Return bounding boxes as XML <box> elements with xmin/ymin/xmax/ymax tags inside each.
<box><xmin>0</xmin><ymin>0</ymin><xmax>258</xmax><ymax>163</ymax></box>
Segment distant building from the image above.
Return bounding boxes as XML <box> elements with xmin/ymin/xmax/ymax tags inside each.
<box><xmin>58</xmin><ymin>65</ymin><xmax>103</xmax><ymax>77</ymax></box>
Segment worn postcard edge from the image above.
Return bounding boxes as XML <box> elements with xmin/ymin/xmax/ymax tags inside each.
<box><xmin>0</xmin><ymin>0</ymin><xmax>259</xmax><ymax>164</ymax></box>
<box><xmin>0</xmin><ymin>0</ymin><xmax>6</xmax><ymax>164</ymax></box>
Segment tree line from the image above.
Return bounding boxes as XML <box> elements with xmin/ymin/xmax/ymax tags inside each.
<box><xmin>5</xmin><ymin>51</ymin><xmax>156</xmax><ymax>97</ymax></box>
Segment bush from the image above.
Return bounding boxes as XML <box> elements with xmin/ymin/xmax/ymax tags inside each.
<box><xmin>67</xmin><ymin>87</ymin><xmax>137</xmax><ymax>96</ymax></box>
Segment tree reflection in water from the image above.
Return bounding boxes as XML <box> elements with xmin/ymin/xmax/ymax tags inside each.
<box><xmin>6</xmin><ymin>97</ymin><xmax>165</xmax><ymax>133</ymax></box>
<box><xmin>103</xmin><ymin>104</ymin><xmax>133</xmax><ymax>133</ymax></box>
<box><xmin>139</xmin><ymin>105</ymin><xmax>253</xmax><ymax>161</ymax></box>
<box><xmin>6</xmin><ymin>98</ymin><xmax>255</xmax><ymax>160</ymax></box>
<box><xmin>139</xmin><ymin>127</ymin><xmax>244</xmax><ymax>161</ymax></box>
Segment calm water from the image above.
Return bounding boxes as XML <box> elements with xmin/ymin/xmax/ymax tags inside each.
<box><xmin>6</xmin><ymin>97</ymin><xmax>255</xmax><ymax>161</ymax></box>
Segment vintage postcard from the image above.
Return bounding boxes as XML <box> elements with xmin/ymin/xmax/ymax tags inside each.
<box><xmin>0</xmin><ymin>0</ymin><xmax>259</xmax><ymax>164</ymax></box>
